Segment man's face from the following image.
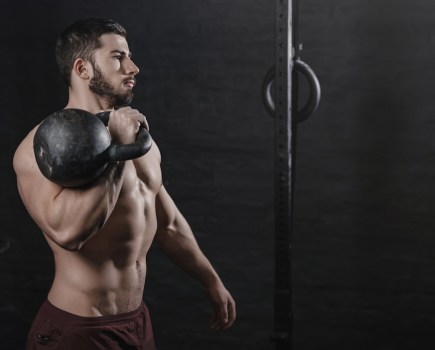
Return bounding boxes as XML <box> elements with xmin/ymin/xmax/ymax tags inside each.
<box><xmin>89</xmin><ymin>62</ymin><xmax>133</xmax><ymax>108</ymax></box>
<box><xmin>89</xmin><ymin>34</ymin><xmax>139</xmax><ymax>108</ymax></box>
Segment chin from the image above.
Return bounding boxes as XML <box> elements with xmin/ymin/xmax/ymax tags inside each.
<box><xmin>114</xmin><ymin>94</ymin><xmax>134</xmax><ymax>108</ymax></box>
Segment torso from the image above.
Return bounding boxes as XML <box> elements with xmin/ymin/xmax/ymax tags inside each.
<box><xmin>17</xmin><ymin>127</ymin><xmax>162</xmax><ymax>317</ymax></box>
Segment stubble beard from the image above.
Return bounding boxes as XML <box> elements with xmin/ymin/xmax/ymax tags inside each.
<box><xmin>89</xmin><ymin>63</ymin><xmax>134</xmax><ymax>109</ymax></box>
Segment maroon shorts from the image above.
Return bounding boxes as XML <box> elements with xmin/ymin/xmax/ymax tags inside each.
<box><xmin>25</xmin><ymin>300</ymin><xmax>156</xmax><ymax>350</ymax></box>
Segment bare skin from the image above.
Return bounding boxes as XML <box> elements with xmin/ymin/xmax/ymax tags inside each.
<box><xmin>13</xmin><ymin>33</ymin><xmax>235</xmax><ymax>330</ymax></box>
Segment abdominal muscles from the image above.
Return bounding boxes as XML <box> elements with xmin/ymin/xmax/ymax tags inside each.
<box><xmin>48</xmin><ymin>164</ymin><xmax>159</xmax><ymax>316</ymax></box>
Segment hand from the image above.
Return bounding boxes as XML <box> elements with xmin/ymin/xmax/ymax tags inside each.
<box><xmin>107</xmin><ymin>107</ymin><xmax>149</xmax><ymax>144</ymax></box>
<box><xmin>205</xmin><ymin>282</ymin><xmax>236</xmax><ymax>331</ymax></box>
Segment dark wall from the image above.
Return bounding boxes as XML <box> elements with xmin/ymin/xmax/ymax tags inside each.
<box><xmin>1</xmin><ymin>0</ymin><xmax>434</xmax><ymax>349</ymax></box>
<box><xmin>294</xmin><ymin>1</ymin><xmax>435</xmax><ymax>349</ymax></box>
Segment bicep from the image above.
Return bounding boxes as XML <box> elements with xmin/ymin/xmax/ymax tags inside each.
<box><xmin>155</xmin><ymin>185</ymin><xmax>178</xmax><ymax>230</ymax></box>
<box><xmin>14</xmin><ymin>147</ymin><xmax>64</xmax><ymax>233</ymax></box>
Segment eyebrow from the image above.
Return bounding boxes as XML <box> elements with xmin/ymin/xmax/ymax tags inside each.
<box><xmin>110</xmin><ymin>49</ymin><xmax>132</xmax><ymax>58</ymax></box>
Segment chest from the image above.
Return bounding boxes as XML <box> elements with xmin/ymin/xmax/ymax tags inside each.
<box><xmin>87</xmin><ymin>156</ymin><xmax>161</xmax><ymax>258</ymax></box>
<box><xmin>120</xmin><ymin>152</ymin><xmax>162</xmax><ymax>195</ymax></box>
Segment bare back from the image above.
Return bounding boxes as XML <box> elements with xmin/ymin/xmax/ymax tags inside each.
<box><xmin>14</xmin><ymin>126</ymin><xmax>162</xmax><ymax>317</ymax></box>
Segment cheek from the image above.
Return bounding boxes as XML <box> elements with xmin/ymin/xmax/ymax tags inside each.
<box><xmin>100</xmin><ymin>60</ymin><xmax>120</xmax><ymax>73</ymax></box>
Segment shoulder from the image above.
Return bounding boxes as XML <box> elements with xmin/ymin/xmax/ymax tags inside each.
<box><xmin>13</xmin><ymin>125</ymin><xmax>63</xmax><ymax>217</ymax></box>
<box><xmin>13</xmin><ymin>126</ymin><xmax>38</xmax><ymax>176</ymax></box>
<box><xmin>149</xmin><ymin>140</ymin><xmax>161</xmax><ymax>164</ymax></box>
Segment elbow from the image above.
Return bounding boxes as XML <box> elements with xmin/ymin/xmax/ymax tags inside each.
<box><xmin>155</xmin><ymin>226</ymin><xmax>172</xmax><ymax>248</ymax></box>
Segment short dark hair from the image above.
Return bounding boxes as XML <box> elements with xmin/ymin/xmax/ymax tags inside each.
<box><xmin>55</xmin><ymin>18</ymin><xmax>127</xmax><ymax>86</ymax></box>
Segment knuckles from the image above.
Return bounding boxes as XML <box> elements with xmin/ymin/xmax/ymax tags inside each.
<box><xmin>107</xmin><ymin>107</ymin><xmax>148</xmax><ymax>143</ymax></box>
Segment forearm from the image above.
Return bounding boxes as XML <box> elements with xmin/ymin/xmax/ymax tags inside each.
<box><xmin>151</xmin><ymin>159</ymin><xmax>224</xmax><ymax>288</ymax></box>
<box><xmin>156</xmin><ymin>217</ymin><xmax>222</xmax><ymax>288</ymax></box>
<box><xmin>150</xmin><ymin>152</ymin><xmax>235</xmax><ymax>329</ymax></box>
<box><xmin>156</xmin><ymin>217</ymin><xmax>236</xmax><ymax>331</ymax></box>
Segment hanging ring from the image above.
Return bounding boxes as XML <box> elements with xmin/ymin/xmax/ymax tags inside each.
<box><xmin>261</xmin><ymin>60</ymin><xmax>321</xmax><ymax>122</ymax></box>
<box><xmin>261</xmin><ymin>65</ymin><xmax>276</xmax><ymax>117</ymax></box>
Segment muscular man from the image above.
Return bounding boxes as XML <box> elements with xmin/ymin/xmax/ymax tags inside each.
<box><xmin>13</xmin><ymin>17</ymin><xmax>236</xmax><ymax>349</ymax></box>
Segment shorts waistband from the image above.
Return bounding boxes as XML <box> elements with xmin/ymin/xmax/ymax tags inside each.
<box><xmin>40</xmin><ymin>299</ymin><xmax>146</xmax><ymax>326</ymax></box>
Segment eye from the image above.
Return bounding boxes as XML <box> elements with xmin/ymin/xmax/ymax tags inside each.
<box><xmin>113</xmin><ymin>55</ymin><xmax>122</xmax><ymax>60</ymax></box>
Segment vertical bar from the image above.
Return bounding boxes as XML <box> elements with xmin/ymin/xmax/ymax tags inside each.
<box><xmin>273</xmin><ymin>0</ymin><xmax>294</xmax><ymax>349</ymax></box>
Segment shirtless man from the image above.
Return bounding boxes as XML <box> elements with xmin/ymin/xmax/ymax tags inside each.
<box><xmin>13</xmin><ymin>17</ymin><xmax>236</xmax><ymax>349</ymax></box>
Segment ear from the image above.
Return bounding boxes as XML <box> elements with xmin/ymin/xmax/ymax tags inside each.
<box><xmin>72</xmin><ymin>58</ymin><xmax>92</xmax><ymax>80</ymax></box>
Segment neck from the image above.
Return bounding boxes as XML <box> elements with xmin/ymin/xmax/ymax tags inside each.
<box><xmin>65</xmin><ymin>86</ymin><xmax>113</xmax><ymax>114</ymax></box>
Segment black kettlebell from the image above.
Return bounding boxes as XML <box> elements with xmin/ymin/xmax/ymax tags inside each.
<box><xmin>33</xmin><ymin>108</ymin><xmax>152</xmax><ymax>187</ymax></box>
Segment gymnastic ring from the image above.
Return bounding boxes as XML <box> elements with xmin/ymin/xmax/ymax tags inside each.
<box><xmin>261</xmin><ymin>60</ymin><xmax>321</xmax><ymax>122</ymax></box>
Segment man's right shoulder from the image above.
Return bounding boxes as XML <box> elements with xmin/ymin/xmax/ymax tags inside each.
<box><xmin>13</xmin><ymin>126</ymin><xmax>38</xmax><ymax>175</ymax></box>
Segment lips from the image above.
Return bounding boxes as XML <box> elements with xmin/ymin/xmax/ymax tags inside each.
<box><xmin>123</xmin><ymin>78</ymin><xmax>136</xmax><ymax>88</ymax></box>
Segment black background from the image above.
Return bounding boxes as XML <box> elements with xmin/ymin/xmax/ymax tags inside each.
<box><xmin>1</xmin><ymin>0</ymin><xmax>435</xmax><ymax>349</ymax></box>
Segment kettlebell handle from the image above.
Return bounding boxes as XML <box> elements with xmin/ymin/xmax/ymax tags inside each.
<box><xmin>95</xmin><ymin>111</ymin><xmax>152</xmax><ymax>161</ymax></box>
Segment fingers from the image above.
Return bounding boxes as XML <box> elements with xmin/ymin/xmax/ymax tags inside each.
<box><xmin>219</xmin><ymin>300</ymin><xmax>229</xmax><ymax>325</ymax></box>
<box><xmin>115</xmin><ymin>107</ymin><xmax>149</xmax><ymax>131</ymax></box>
<box><xmin>212</xmin><ymin>302</ymin><xmax>228</xmax><ymax>331</ymax></box>
<box><xmin>107</xmin><ymin>107</ymin><xmax>149</xmax><ymax>144</ymax></box>
<box><xmin>226</xmin><ymin>299</ymin><xmax>236</xmax><ymax>328</ymax></box>
<box><xmin>210</xmin><ymin>298</ymin><xmax>236</xmax><ymax>331</ymax></box>
<box><xmin>206</xmin><ymin>284</ymin><xmax>236</xmax><ymax>331</ymax></box>
<box><xmin>210</xmin><ymin>306</ymin><xmax>220</xmax><ymax>330</ymax></box>
<box><xmin>142</xmin><ymin>115</ymin><xmax>149</xmax><ymax>131</ymax></box>
<box><xmin>221</xmin><ymin>298</ymin><xmax>236</xmax><ymax>330</ymax></box>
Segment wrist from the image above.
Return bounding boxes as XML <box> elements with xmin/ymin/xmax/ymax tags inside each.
<box><xmin>201</xmin><ymin>273</ymin><xmax>223</xmax><ymax>289</ymax></box>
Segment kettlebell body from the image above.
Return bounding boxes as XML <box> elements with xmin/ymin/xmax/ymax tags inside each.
<box><xmin>33</xmin><ymin>108</ymin><xmax>152</xmax><ymax>187</ymax></box>
<box><xmin>34</xmin><ymin>109</ymin><xmax>112</xmax><ymax>187</ymax></box>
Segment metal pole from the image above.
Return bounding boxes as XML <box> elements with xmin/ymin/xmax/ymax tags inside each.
<box><xmin>271</xmin><ymin>0</ymin><xmax>294</xmax><ymax>349</ymax></box>
<box><xmin>262</xmin><ymin>1</ymin><xmax>320</xmax><ymax>348</ymax></box>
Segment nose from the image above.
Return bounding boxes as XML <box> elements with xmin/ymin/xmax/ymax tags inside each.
<box><xmin>125</xmin><ymin>57</ymin><xmax>140</xmax><ymax>75</ymax></box>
